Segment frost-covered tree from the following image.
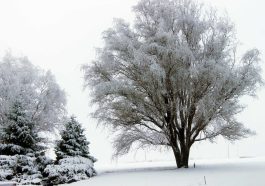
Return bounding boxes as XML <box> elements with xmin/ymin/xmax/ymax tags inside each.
<box><xmin>0</xmin><ymin>101</ymin><xmax>43</xmax><ymax>155</ymax></box>
<box><xmin>55</xmin><ymin>117</ymin><xmax>96</xmax><ymax>162</ymax></box>
<box><xmin>0</xmin><ymin>53</ymin><xmax>66</xmax><ymax>133</ymax></box>
<box><xmin>83</xmin><ymin>0</ymin><xmax>263</xmax><ymax>168</ymax></box>
<box><xmin>44</xmin><ymin>117</ymin><xmax>96</xmax><ymax>185</ymax></box>
<box><xmin>0</xmin><ymin>102</ymin><xmax>46</xmax><ymax>185</ymax></box>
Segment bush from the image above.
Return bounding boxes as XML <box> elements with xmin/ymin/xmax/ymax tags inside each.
<box><xmin>0</xmin><ymin>154</ymin><xmax>51</xmax><ymax>185</ymax></box>
<box><xmin>35</xmin><ymin>151</ymin><xmax>54</xmax><ymax>173</ymax></box>
<box><xmin>43</xmin><ymin>156</ymin><xmax>96</xmax><ymax>185</ymax></box>
<box><xmin>0</xmin><ymin>155</ymin><xmax>16</xmax><ymax>181</ymax></box>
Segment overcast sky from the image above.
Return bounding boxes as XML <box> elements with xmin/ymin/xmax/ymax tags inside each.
<box><xmin>0</xmin><ymin>0</ymin><xmax>264</xmax><ymax>166</ymax></box>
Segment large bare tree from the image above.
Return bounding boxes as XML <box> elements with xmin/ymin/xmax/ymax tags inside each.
<box><xmin>83</xmin><ymin>0</ymin><xmax>262</xmax><ymax>168</ymax></box>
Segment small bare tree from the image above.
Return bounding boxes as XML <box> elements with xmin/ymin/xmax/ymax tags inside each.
<box><xmin>83</xmin><ymin>0</ymin><xmax>262</xmax><ymax>168</ymax></box>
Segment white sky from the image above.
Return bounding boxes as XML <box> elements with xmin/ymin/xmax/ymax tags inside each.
<box><xmin>0</xmin><ymin>0</ymin><xmax>265</xmax><ymax>165</ymax></box>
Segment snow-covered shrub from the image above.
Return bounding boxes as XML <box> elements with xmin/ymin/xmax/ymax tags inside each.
<box><xmin>0</xmin><ymin>155</ymin><xmax>16</xmax><ymax>181</ymax></box>
<box><xmin>35</xmin><ymin>151</ymin><xmax>54</xmax><ymax>173</ymax></box>
<box><xmin>43</xmin><ymin>156</ymin><xmax>96</xmax><ymax>185</ymax></box>
<box><xmin>15</xmin><ymin>154</ymin><xmax>42</xmax><ymax>184</ymax></box>
<box><xmin>0</xmin><ymin>154</ymin><xmax>49</xmax><ymax>185</ymax></box>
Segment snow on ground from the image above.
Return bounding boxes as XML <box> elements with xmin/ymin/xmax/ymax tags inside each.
<box><xmin>63</xmin><ymin>157</ymin><xmax>265</xmax><ymax>186</ymax></box>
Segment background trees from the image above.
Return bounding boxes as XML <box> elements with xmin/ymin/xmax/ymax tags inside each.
<box><xmin>0</xmin><ymin>52</ymin><xmax>97</xmax><ymax>184</ymax></box>
<box><xmin>0</xmin><ymin>53</ymin><xmax>66</xmax><ymax>133</ymax></box>
<box><xmin>0</xmin><ymin>53</ymin><xmax>69</xmax><ymax>184</ymax></box>
<box><xmin>83</xmin><ymin>0</ymin><xmax>262</xmax><ymax>168</ymax></box>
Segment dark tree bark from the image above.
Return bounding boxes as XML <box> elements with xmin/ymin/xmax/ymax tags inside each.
<box><xmin>172</xmin><ymin>142</ymin><xmax>190</xmax><ymax>168</ymax></box>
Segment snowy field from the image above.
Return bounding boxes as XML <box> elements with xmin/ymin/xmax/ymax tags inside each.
<box><xmin>65</xmin><ymin>157</ymin><xmax>265</xmax><ymax>186</ymax></box>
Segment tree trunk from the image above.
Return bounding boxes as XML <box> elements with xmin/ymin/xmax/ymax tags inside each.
<box><xmin>172</xmin><ymin>144</ymin><xmax>190</xmax><ymax>168</ymax></box>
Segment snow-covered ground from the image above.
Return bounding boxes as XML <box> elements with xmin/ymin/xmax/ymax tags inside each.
<box><xmin>64</xmin><ymin>157</ymin><xmax>265</xmax><ymax>186</ymax></box>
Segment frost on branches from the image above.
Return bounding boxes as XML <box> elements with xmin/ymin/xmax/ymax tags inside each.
<box><xmin>0</xmin><ymin>53</ymin><xmax>66</xmax><ymax>133</ymax></box>
<box><xmin>43</xmin><ymin>117</ymin><xmax>96</xmax><ymax>185</ymax></box>
<box><xmin>83</xmin><ymin>0</ymin><xmax>263</xmax><ymax>168</ymax></box>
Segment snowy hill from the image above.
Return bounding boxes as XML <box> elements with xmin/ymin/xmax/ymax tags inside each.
<box><xmin>64</xmin><ymin>157</ymin><xmax>265</xmax><ymax>186</ymax></box>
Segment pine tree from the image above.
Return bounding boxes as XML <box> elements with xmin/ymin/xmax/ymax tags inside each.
<box><xmin>0</xmin><ymin>101</ymin><xmax>42</xmax><ymax>155</ymax></box>
<box><xmin>45</xmin><ymin>117</ymin><xmax>96</xmax><ymax>184</ymax></box>
<box><xmin>55</xmin><ymin>116</ymin><xmax>96</xmax><ymax>162</ymax></box>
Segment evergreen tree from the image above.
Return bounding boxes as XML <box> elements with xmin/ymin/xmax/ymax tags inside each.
<box><xmin>55</xmin><ymin>116</ymin><xmax>96</xmax><ymax>162</ymax></box>
<box><xmin>44</xmin><ymin>117</ymin><xmax>96</xmax><ymax>185</ymax></box>
<box><xmin>0</xmin><ymin>101</ymin><xmax>42</xmax><ymax>155</ymax></box>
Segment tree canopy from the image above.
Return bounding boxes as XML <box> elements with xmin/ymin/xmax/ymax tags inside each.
<box><xmin>0</xmin><ymin>53</ymin><xmax>66</xmax><ymax>133</ymax></box>
<box><xmin>83</xmin><ymin>0</ymin><xmax>262</xmax><ymax>168</ymax></box>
